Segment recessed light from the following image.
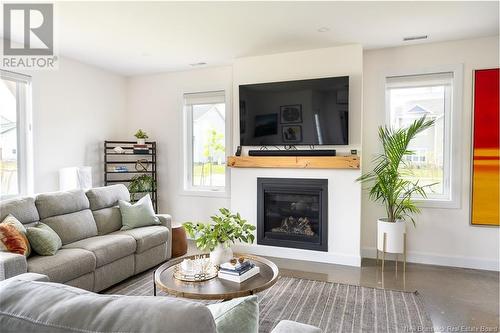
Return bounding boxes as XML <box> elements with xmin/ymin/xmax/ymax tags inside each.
<box><xmin>317</xmin><ymin>27</ymin><xmax>330</xmax><ymax>33</ymax></box>
<box><xmin>190</xmin><ymin>62</ymin><xmax>207</xmax><ymax>67</ymax></box>
<box><xmin>403</xmin><ymin>35</ymin><xmax>428</xmax><ymax>41</ymax></box>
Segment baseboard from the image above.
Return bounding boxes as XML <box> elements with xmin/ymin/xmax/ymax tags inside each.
<box><xmin>361</xmin><ymin>247</ymin><xmax>499</xmax><ymax>271</ymax></box>
<box><xmin>233</xmin><ymin>243</ymin><xmax>361</xmax><ymax>267</ymax></box>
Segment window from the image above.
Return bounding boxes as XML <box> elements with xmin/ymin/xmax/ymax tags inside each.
<box><xmin>183</xmin><ymin>91</ymin><xmax>227</xmax><ymax>194</ymax></box>
<box><xmin>386</xmin><ymin>71</ymin><xmax>459</xmax><ymax>205</ymax></box>
<box><xmin>0</xmin><ymin>70</ymin><xmax>33</xmax><ymax>199</ymax></box>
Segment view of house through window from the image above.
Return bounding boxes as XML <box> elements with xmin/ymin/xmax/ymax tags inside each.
<box><xmin>184</xmin><ymin>91</ymin><xmax>226</xmax><ymax>191</ymax></box>
<box><xmin>386</xmin><ymin>72</ymin><xmax>453</xmax><ymax>200</ymax></box>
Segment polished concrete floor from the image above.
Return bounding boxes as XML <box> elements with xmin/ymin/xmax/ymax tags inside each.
<box><xmin>269</xmin><ymin>256</ymin><xmax>499</xmax><ymax>331</ymax></box>
<box><xmin>186</xmin><ymin>241</ymin><xmax>499</xmax><ymax>331</ymax></box>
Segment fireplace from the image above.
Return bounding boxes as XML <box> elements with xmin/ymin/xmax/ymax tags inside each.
<box><xmin>257</xmin><ymin>178</ymin><xmax>328</xmax><ymax>251</ymax></box>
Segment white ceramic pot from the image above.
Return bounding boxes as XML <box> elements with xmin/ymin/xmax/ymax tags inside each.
<box><xmin>137</xmin><ymin>138</ymin><xmax>146</xmax><ymax>145</ymax></box>
<box><xmin>377</xmin><ymin>218</ymin><xmax>406</xmax><ymax>254</ymax></box>
<box><xmin>210</xmin><ymin>244</ymin><xmax>233</xmax><ymax>266</ymax></box>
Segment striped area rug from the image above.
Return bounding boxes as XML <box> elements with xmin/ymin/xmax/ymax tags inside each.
<box><xmin>104</xmin><ymin>270</ymin><xmax>433</xmax><ymax>333</ymax></box>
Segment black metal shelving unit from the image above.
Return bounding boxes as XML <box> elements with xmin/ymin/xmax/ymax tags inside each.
<box><xmin>104</xmin><ymin>140</ymin><xmax>157</xmax><ymax>212</ymax></box>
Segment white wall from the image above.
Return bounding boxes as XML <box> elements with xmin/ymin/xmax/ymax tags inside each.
<box><xmin>30</xmin><ymin>57</ymin><xmax>127</xmax><ymax>192</ymax></box>
<box><xmin>231</xmin><ymin>45</ymin><xmax>363</xmax><ymax>266</ymax></box>
<box><xmin>125</xmin><ymin>66</ymin><xmax>233</xmax><ymax>221</ymax></box>
<box><xmin>362</xmin><ymin>36</ymin><xmax>500</xmax><ymax>271</ymax></box>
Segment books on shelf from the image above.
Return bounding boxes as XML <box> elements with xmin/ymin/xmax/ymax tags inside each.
<box><xmin>109</xmin><ymin>166</ymin><xmax>128</xmax><ymax>172</ymax></box>
<box><xmin>133</xmin><ymin>144</ymin><xmax>150</xmax><ymax>155</ymax></box>
<box><xmin>218</xmin><ymin>266</ymin><xmax>260</xmax><ymax>283</ymax></box>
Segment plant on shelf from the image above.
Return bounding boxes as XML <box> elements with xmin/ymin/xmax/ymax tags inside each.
<box><xmin>134</xmin><ymin>129</ymin><xmax>149</xmax><ymax>145</ymax></box>
<box><xmin>128</xmin><ymin>174</ymin><xmax>155</xmax><ymax>201</ymax></box>
<box><xmin>183</xmin><ymin>208</ymin><xmax>256</xmax><ymax>265</ymax></box>
<box><xmin>356</xmin><ymin>116</ymin><xmax>436</xmax><ymax>254</ymax></box>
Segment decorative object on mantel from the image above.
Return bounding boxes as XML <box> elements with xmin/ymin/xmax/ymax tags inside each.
<box><xmin>174</xmin><ymin>255</ymin><xmax>218</xmax><ymax>282</ymax></box>
<box><xmin>104</xmin><ymin>141</ymin><xmax>157</xmax><ymax>212</ymax></box>
<box><xmin>356</xmin><ymin>116</ymin><xmax>436</xmax><ymax>272</ymax></box>
<box><xmin>183</xmin><ymin>208</ymin><xmax>256</xmax><ymax>266</ymax></box>
<box><xmin>133</xmin><ymin>129</ymin><xmax>149</xmax><ymax>145</ymax></box>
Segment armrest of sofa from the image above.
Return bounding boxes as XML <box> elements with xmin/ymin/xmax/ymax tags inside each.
<box><xmin>207</xmin><ymin>295</ymin><xmax>259</xmax><ymax>333</ymax></box>
<box><xmin>0</xmin><ymin>252</ymin><xmax>27</xmax><ymax>280</ymax></box>
<box><xmin>271</xmin><ymin>320</ymin><xmax>322</xmax><ymax>333</ymax></box>
<box><xmin>156</xmin><ymin>214</ymin><xmax>172</xmax><ymax>259</ymax></box>
<box><xmin>4</xmin><ymin>272</ymin><xmax>49</xmax><ymax>282</ymax></box>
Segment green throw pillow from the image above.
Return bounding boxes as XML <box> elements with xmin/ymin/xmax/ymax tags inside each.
<box><xmin>207</xmin><ymin>295</ymin><xmax>259</xmax><ymax>333</ymax></box>
<box><xmin>119</xmin><ymin>194</ymin><xmax>160</xmax><ymax>230</ymax></box>
<box><xmin>26</xmin><ymin>223</ymin><xmax>62</xmax><ymax>256</ymax></box>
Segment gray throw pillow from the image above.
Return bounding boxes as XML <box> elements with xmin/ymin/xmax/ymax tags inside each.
<box><xmin>26</xmin><ymin>223</ymin><xmax>62</xmax><ymax>256</ymax></box>
<box><xmin>119</xmin><ymin>194</ymin><xmax>160</xmax><ymax>230</ymax></box>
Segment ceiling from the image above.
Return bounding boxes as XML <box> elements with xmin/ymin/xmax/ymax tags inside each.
<box><xmin>4</xmin><ymin>1</ymin><xmax>498</xmax><ymax>76</ymax></box>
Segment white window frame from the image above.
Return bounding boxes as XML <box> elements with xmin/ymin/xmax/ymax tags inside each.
<box><xmin>384</xmin><ymin>64</ymin><xmax>463</xmax><ymax>209</ymax></box>
<box><xmin>0</xmin><ymin>70</ymin><xmax>34</xmax><ymax>199</ymax></box>
<box><xmin>181</xmin><ymin>89</ymin><xmax>231</xmax><ymax>198</ymax></box>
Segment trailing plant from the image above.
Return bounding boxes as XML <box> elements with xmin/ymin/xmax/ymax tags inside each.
<box><xmin>128</xmin><ymin>174</ymin><xmax>155</xmax><ymax>200</ymax></box>
<box><xmin>183</xmin><ymin>208</ymin><xmax>256</xmax><ymax>251</ymax></box>
<box><xmin>134</xmin><ymin>129</ymin><xmax>149</xmax><ymax>139</ymax></box>
<box><xmin>356</xmin><ymin>116</ymin><xmax>436</xmax><ymax>226</ymax></box>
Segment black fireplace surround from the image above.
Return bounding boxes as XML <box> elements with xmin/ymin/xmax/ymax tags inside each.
<box><xmin>257</xmin><ymin>178</ymin><xmax>328</xmax><ymax>252</ymax></box>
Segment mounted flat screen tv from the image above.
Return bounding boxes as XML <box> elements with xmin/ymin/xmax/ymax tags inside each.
<box><xmin>239</xmin><ymin>76</ymin><xmax>349</xmax><ymax>146</ymax></box>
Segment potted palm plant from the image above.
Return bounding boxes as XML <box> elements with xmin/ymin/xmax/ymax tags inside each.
<box><xmin>357</xmin><ymin>116</ymin><xmax>435</xmax><ymax>253</ymax></box>
<box><xmin>183</xmin><ymin>208</ymin><xmax>256</xmax><ymax>265</ymax></box>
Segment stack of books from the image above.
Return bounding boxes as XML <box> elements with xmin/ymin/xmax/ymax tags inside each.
<box><xmin>218</xmin><ymin>260</ymin><xmax>260</xmax><ymax>283</ymax></box>
<box><xmin>133</xmin><ymin>144</ymin><xmax>149</xmax><ymax>155</ymax></box>
<box><xmin>109</xmin><ymin>166</ymin><xmax>128</xmax><ymax>173</ymax></box>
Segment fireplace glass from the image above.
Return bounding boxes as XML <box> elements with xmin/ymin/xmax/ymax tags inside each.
<box><xmin>257</xmin><ymin>178</ymin><xmax>328</xmax><ymax>251</ymax></box>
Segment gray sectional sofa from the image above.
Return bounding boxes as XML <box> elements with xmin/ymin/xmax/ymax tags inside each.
<box><xmin>0</xmin><ymin>184</ymin><xmax>171</xmax><ymax>291</ymax></box>
<box><xmin>0</xmin><ymin>273</ymin><xmax>322</xmax><ymax>333</ymax></box>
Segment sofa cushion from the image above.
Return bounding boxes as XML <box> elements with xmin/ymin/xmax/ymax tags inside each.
<box><xmin>42</xmin><ymin>210</ymin><xmax>98</xmax><ymax>245</ymax></box>
<box><xmin>112</xmin><ymin>226</ymin><xmax>168</xmax><ymax>254</ymax></box>
<box><xmin>92</xmin><ymin>207</ymin><xmax>122</xmax><ymax>235</ymax></box>
<box><xmin>35</xmin><ymin>190</ymin><xmax>90</xmax><ymax>219</ymax></box>
<box><xmin>207</xmin><ymin>295</ymin><xmax>259</xmax><ymax>333</ymax></box>
<box><xmin>27</xmin><ymin>248</ymin><xmax>96</xmax><ymax>283</ymax></box>
<box><xmin>63</xmin><ymin>234</ymin><xmax>136</xmax><ymax>267</ymax></box>
<box><xmin>0</xmin><ymin>218</ymin><xmax>31</xmax><ymax>256</ymax></box>
<box><xmin>0</xmin><ymin>279</ymin><xmax>217</xmax><ymax>333</ymax></box>
<box><xmin>86</xmin><ymin>184</ymin><xmax>130</xmax><ymax>211</ymax></box>
<box><xmin>119</xmin><ymin>194</ymin><xmax>160</xmax><ymax>230</ymax></box>
<box><xmin>26</xmin><ymin>223</ymin><xmax>62</xmax><ymax>256</ymax></box>
<box><xmin>0</xmin><ymin>196</ymin><xmax>39</xmax><ymax>226</ymax></box>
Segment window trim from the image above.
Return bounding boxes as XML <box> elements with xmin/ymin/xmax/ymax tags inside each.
<box><xmin>180</xmin><ymin>88</ymin><xmax>231</xmax><ymax>198</ymax></box>
<box><xmin>384</xmin><ymin>64</ymin><xmax>463</xmax><ymax>209</ymax></box>
<box><xmin>0</xmin><ymin>70</ymin><xmax>33</xmax><ymax>200</ymax></box>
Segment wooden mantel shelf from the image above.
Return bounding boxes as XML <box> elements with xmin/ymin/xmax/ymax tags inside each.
<box><xmin>227</xmin><ymin>155</ymin><xmax>360</xmax><ymax>169</ymax></box>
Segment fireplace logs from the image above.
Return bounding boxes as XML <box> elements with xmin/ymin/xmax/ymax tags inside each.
<box><xmin>271</xmin><ymin>216</ymin><xmax>315</xmax><ymax>236</ymax></box>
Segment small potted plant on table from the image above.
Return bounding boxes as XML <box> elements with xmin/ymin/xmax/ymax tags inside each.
<box><xmin>357</xmin><ymin>116</ymin><xmax>436</xmax><ymax>258</ymax></box>
<box><xmin>183</xmin><ymin>208</ymin><xmax>256</xmax><ymax>265</ymax></box>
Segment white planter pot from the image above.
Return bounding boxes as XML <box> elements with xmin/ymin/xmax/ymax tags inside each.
<box><xmin>210</xmin><ymin>244</ymin><xmax>233</xmax><ymax>266</ymax></box>
<box><xmin>377</xmin><ymin>219</ymin><xmax>406</xmax><ymax>254</ymax></box>
<box><xmin>137</xmin><ymin>138</ymin><xmax>146</xmax><ymax>145</ymax></box>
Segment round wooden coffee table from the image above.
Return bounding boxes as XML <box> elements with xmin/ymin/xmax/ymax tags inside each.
<box><xmin>154</xmin><ymin>253</ymin><xmax>279</xmax><ymax>300</ymax></box>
